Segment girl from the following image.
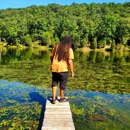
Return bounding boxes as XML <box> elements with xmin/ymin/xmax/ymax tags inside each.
<box><xmin>50</xmin><ymin>36</ymin><xmax>74</xmax><ymax>104</ymax></box>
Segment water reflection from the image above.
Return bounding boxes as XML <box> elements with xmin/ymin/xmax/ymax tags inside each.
<box><xmin>75</xmin><ymin>50</ymin><xmax>130</xmax><ymax>63</ymax></box>
<box><xmin>0</xmin><ymin>48</ymin><xmax>50</xmax><ymax>65</ymax></box>
<box><xmin>0</xmin><ymin>80</ymin><xmax>130</xmax><ymax>130</ymax></box>
<box><xmin>0</xmin><ymin>48</ymin><xmax>130</xmax><ymax>64</ymax></box>
<box><xmin>0</xmin><ymin>80</ymin><xmax>46</xmax><ymax>130</ymax></box>
<box><xmin>0</xmin><ymin>48</ymin><xmax>130</xmax><ymax>129</ymax></box>
<box><xmin>67</xmin><ymin>90</ymin><xmax>130</xmax><ymax>130</ymax></box>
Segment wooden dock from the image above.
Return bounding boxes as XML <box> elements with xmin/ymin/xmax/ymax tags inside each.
<box><xmin>41</xmin><ymin>97</ymin><xmax>75</xmax><ymax>130</ymax></box>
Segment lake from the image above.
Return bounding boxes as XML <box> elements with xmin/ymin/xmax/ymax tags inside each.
<box><xmin>0</xmin><ymin>47</ymin><xmax>130</xmax><ymax>130</ymax></box>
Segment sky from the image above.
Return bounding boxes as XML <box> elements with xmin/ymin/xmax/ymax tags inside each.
<box><xmin>0</xmin><ymin>0</ymin><xmax>129</xmax><ymax>9</ymax></box>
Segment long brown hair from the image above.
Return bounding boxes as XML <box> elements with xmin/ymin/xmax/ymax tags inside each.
<box><xmin>56</xmin><ymin>36</ymin><xmax>72</xmax><ymax>62</ymax></box>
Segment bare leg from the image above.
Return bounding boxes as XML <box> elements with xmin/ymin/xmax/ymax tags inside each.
<box><xmin>52</xmin><ymin>86</ymin><xmax>57</xmax><ymax>99</ymax></box>
<box><xmin>60</xmin><ymin>88</ymin><xmax>68</xmax><ymax>102</ymax></box>
<box><xmin>60</xmin><ymin>88</ymin><xmax>65</xmax><ymax>99</ymax></box>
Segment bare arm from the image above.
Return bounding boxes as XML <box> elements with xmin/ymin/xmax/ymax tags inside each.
<box><xmin>67</xmin><ymin>58</ymin><xmax>74</xmax><ymax>78</ymax></box>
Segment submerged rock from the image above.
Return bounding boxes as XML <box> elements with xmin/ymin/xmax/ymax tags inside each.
<box><xmin>87</xmin><ymin>114</ymin><xmax>106</xmax><ymax>121</ymax></box>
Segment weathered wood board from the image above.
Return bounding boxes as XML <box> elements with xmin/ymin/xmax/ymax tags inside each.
<box><xmin>42</xmin><ymin>97</ymin><xmax>75</xmax><ymax>130</ymax></box>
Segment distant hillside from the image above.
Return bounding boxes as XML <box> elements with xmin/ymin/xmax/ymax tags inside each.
<box><xmin>0</xmin><ymin>2</ymin><xmax>130</xmax><ymax>49</ymax></box>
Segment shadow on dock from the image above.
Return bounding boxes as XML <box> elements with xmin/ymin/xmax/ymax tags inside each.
<box><xmin>29</xmin><ymin>92</ymin><xmax>46</xmax><ymax>130</ymax></box>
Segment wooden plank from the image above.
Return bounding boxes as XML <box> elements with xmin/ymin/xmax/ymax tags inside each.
<box><xmin>46</xmin><ymin>105</ymin><xmax>70</xmax><ymax>108</ymax></box>
<box><xmin>46</xmin><ymin>100</ymin><xmax>70</xmax><ymax>106</ymax></box>
<box><xmin>46</xmin><ymin>102</ymin><xmax>70</xmax><ymax>108</ymax></box>
<box><xmin>44</xmin><ymin>114</ymin><xmax>72</xmax><ymax>119</ymax></box>
<box><xmin>43</xmin><ymin>120</ymin><xmax>74</xmax><ymax>127</ymax></box>
<box><xmin>47</xmin><ymin>108</ymin><xmax>70</xmax><ymax>112</ymax></box>
<box><xmin>45</xmin><ymin>111</ymin><xmax>72</xmax><ymax>115</ymax></box>
<box><xmin>43</xmin><ymin>119</ymin><xmax>73</xmax><ymax>122</ymax></box>
<box><xmin>42</xmin><ymin>97</ymin><xmax>75</xmax><ymax>130</ymax></box>
<box><xmin>46</xmin><ymin>102</ymin><xmax>70</xmax><ymax>106</ymax></box>
<box><xmin>46</xmin><ymin>98</ymin><xmax>70</xmax><ymax>109</ymax></box>
<box><xmin>42</xmin><ymin>127</ymin><xmax>75</xmax><ymax>130</ymax></box>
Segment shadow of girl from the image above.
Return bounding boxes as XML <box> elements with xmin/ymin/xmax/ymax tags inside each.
<box><xmin>29</xmin><ymin>92</ymin><xmax>46</xmax><ymax>130</ymax></box>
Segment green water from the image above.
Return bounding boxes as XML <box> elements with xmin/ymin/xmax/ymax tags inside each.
<box><xmin>0</xmin><ymin>48</ymin><xmax>130</xmax><ymax>130</ymax></box>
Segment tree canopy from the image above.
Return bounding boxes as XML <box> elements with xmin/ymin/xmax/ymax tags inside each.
<box><xmin>0</xmin><ymin>2</ymin><xmax>130</xmax><ymax>49</ymax></box>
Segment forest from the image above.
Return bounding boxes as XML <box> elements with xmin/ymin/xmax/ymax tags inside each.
<box><xmin>0</xmin><ymin>2</ymin><xmax>130</xmax><ymax>49</ymax></box>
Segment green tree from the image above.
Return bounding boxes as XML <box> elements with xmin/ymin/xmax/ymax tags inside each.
<box><xmin>111</xmin><ymin>39</ymin><xmax>116</xmax><ymax>50</ymax></box>
<box><xmin>91</xmin><ymin>37</ymin><xmax>97</xmax><ymax>49</ymax></box>
<box><xmin>71</xmin><ymin>33</ymin><xmax>80</xmax><ymax>49</ymax></box>
<box><xmin>0</xmin><ymin>2</ymin><xmax>129</xmax><ymax>49</ymax></box>
<box><xmin>40</xmin><ymin>32</ymin><xmax>51</xmax><ymax>46</ymax></box>
<box><xmin>23</xmin><ymin>34</ymin><xmax>33</xmax><ymax>47</ymax></box>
